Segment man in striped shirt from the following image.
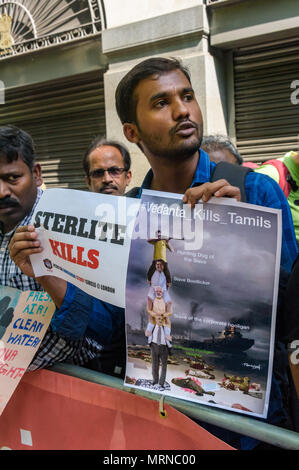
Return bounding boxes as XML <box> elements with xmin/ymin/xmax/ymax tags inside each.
<box><xmin>0</xmin><ymin>125</ymin><xmax>101</xmax><ymax>370</ymax></box>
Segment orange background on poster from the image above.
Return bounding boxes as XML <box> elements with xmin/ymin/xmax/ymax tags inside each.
<box><xmin>0</xmin><ymin>369</ymin><xmax>234</xmax><ymax>450</ymax></box>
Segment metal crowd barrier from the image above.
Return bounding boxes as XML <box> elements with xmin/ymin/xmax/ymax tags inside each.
<box><xmin>49</xmin><ymin>362</ymin><xmax>299</xmax><ymax>450</ymax></box>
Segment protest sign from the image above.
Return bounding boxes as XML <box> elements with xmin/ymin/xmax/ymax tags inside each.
<box><xmin>30</xmin><ymin>189</ymin><xmax>140</xmax><ymax>307</ymax></box>
<box><xmin>124</xmin><ymin>190</ymin><xmax>281</xmax><ymax>418</ymax></box>
<box><xmin>0</xmin><ymin>286</ymin><xmax>55</xmax><ymax>415</ymax></box>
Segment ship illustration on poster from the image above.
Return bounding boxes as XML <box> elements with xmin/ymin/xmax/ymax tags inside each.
<box><xmin>124</xmin><ymin>189</ymin><xmax>281</xmax><ymax>418</ymax></box>
<box><xmin>184</xmin><ymin>324</ymin><xmax>255</xmax><ymax>353</ymax></box>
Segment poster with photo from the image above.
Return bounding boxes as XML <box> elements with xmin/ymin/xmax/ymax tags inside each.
<box><xmin>124</xmin><ymin>190</ymin><xmax>281</xmax><ymax>418</ymax></box>
<box><xmin>0</xmin><ymin>286</ymin><xmax>55</xmax><ymax>415</ymax></box>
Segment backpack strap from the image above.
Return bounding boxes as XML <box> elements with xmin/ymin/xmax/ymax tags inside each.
<box><xmin>260</xmin><ymin>159</ymin><xmax>297</xmax><ymax>198</ymax></box>
<box><xmin>211</xmin><ymin>161</ymin><xmax>252</xmax><ymax>203</ymax></box>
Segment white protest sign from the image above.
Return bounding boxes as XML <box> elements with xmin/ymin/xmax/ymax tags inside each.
<box><xmin>0</xmin><ymin>286</ymin><xmax>56</xmax><ymax>415</ymax></box>
<box><xmin>30</xmin><ymin>189</ymin><xmax>140</xmax><ymax>308</ymax></box>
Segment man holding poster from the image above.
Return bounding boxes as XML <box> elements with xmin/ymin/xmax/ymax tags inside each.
<box><xmin>0</xmin><ymin>125</ymin><xmax>105</xmax><ymax>369</ymax></box>
<box><xmin>2</xmin><ymin>126</ymin><xmax>134</xmax><ymax>376</ymax></box>
<box><xmin>114</xmin><ymin>57</ymin><xmax>297</xmax><ymax>448</ymax></box>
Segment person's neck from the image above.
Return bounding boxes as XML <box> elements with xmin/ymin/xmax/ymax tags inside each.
<box><xmin>0</xmin><ymin>221</ymin><xmax>17</xmax><ymax>235</ymax></box>
<box><xmin>148</xmin><ymin>151</ymin><xmax>199</xmax><ymax>194</ymax></box>
<box><xmin>1</xmin><ymin>210</ymin><xmax>30</xmax><ymax>234</ymax></box>
<box><xmin>1</xmin><ymin>218</ymin><xmax>19</xmax><ymax>234</ymax></box>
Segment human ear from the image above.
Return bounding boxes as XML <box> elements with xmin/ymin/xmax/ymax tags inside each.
<box><xmin>85</xmin><ymin>175</ymin><xmax>92</xmax><ymax>190</ymax></box>
<box><xmin>33</xmin><ymin>163</ymin><xmax>43</xmax><ymax>187</ymax></box>
<box><xmin>123</xmin><ymin>123</ymin><xmax>140</xmax><ymax>144</ymax></box>
<box><xmin>125</xmin><ymin>170</ymin><xmax>132</xmax><ymax>187</ymax></box>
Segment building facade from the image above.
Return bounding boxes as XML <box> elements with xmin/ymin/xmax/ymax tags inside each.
<box><xmin>0</xmin><ymin>0</ymin><xmax>107</xmax><ymax>189</ymax></box>
<box><xmin>1</xmin><ymin>0</ymin><xmax>299</xmax><ymax>188</ymax></box>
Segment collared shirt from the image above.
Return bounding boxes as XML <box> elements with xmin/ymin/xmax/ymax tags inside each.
<box><xmin>137</xmin><ymin>149</ymin><xmax>298</xmax><ymax>272</ymax></box>
<box><xmin>27</xmin><ymin>330</ymin><xmax>102</xmax><ymax>371</ymax></box>
<box><xmin>152</xmin><ymin>324</ymin><xmax>167</xmax><ymax>345</ymax></box>
<box><xmin>0</xmin><ymin>188</ymin><xmax>102</xmax><ymax>370</ymax></box>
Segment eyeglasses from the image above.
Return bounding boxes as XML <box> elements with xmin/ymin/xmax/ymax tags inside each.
<box><xmin>89</xmin><ymin>167</ymin><xmax>127</xmax><ymax>179</ymax></box>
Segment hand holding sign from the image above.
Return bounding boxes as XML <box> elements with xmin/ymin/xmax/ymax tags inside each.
<box><xmin>9</xmin><ymin>225</ymin><xmax>67</xmax><ymax>308</ymax></box>
<box><xmin>8</xmin><ymin>225</ymin><xmax>42</xmax><ymax>279</ymax></box>
<box><xmin>183</xmin><ymin>180</ymin><xmax>241</xmax><ymax>207</ymax></box>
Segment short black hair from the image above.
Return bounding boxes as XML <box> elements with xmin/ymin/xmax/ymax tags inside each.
<box><xmin>115</xmin><ymin>57</ymin><xmax>192</xmax><ymax>125</ymax></box>
<box><xmin>83</xmin><ymin>136</ymin><xmax>131</xmax><ymax>176</ymax></box>
<box><xmin>0</xmin><ymin>125</ymin><xmax>36</xmax><ymax>170</ymax></box>
<box><xmin>201</xmin><ymin>135</ymin><xmax>243</xmax><ymax>165</ymax></box>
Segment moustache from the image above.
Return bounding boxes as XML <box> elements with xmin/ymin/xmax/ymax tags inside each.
<box><xmin>0</xmin><ymin>198</ymin><xmax>19</xmax><ymax>209</ymax></box>
<box><xmin>99</xmin><ymin>184</ymin><xmax>118</xmax><ymax>193</ymax></box>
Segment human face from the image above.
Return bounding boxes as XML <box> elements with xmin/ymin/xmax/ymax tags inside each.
<box><xmin>155</xmin><ymin>260</ymin><xmax>164</xmax><ymax>272</ymax></box>
<box><xmin>155</xmin><ymin>287</ymin><xmax>163</xmax><ymax>299</ymax></box>
<box><xmin>124</xmin><ymin>70</ymin><xmax>203</xmax><ymax>161</ymax></box>
<box><xmin>0</xmin><ymin>155</ymin><xmax>42</xmax><ymax>233</ymax></box>
<box><xmin>206</xmin><ymin>148</ymin><xmax>238</xmax><ymax>165</ymax></box>
<box><xmin>86</xmin><ymin>145</ymin><xmax>132</xmax><ymax>195</ymax></box>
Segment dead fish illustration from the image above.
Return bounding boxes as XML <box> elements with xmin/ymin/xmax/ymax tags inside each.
<box><xmin>185</xmin><ymin>368</ymin><xmax>215</xmax><ymax>380</ymax></box>
<box><xmin>172</xmin><ymin>377</ymin><xmax>215</xmax><ymax>396</ymax></box>
<box><xmin>219</xmin><ymin>374</ymin><xmax>250</xmax><ymax>393</ymax></box>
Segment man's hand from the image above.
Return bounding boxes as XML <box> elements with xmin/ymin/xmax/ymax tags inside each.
<box><xmin>9</xmin><ymin>225</ymin><xmax>68</xmax><ymax>308</ymax></box>
<box><xmin>183</xmin><ymin>179</ymin><xmax>241</xmax><ymax>208</ymax></box>
<box><xmin>8</xmin><ymin>225</ymin><xmax>42</xmax><ymax>278</ymax></box>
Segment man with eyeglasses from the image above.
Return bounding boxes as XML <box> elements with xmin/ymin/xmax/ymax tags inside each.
<box><xmin>83</xmin><ymin>136</ymin><xmax>132</xmax><ymax>196</ymax></box>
